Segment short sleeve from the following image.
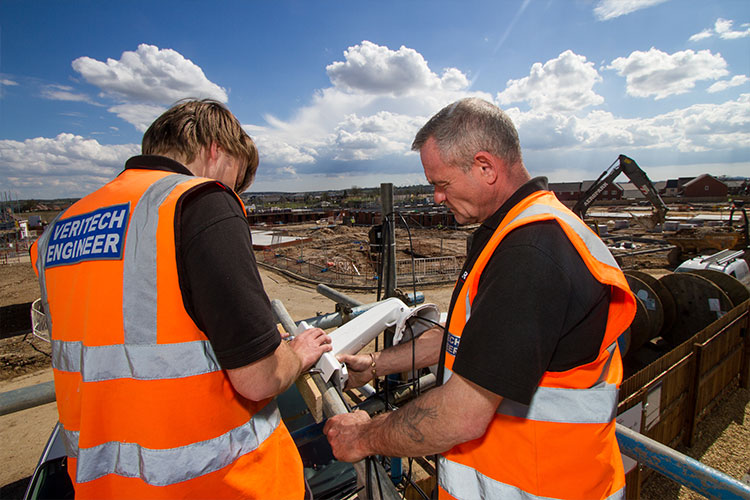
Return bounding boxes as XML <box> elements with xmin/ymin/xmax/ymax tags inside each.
<box><xmin>176</xmin><ymin>185</ymin><xmax>281</xmax><ymax>369</ymax></box>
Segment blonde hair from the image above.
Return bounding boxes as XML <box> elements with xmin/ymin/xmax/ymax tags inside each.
<box><xmin>142</xmin><ymin>99</ymin><xmax>259</xmax><ymax>192</ymax></box>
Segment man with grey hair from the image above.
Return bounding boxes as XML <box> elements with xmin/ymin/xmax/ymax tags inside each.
<box><xmin>325</xmin><ymin>97</ymin><xmax>635</xmax><ymax>500</ymax></box>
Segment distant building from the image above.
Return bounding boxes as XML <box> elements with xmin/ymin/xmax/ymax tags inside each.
<box><xmin>664</xmin><ymin>179</ymin><xmax>680</xmax><ymax>197</ymax></box>
<box><xmin>724</xmin><ymin>179</ymin><xmax>750</xmax><ymax>196</ymax></box>
<box><xmin>681</xmin><ymin>174</ymin><xmax>727</xmax><ymax>198</ymax></box>
<box><xmin>549</xmin><ymin>182</ymin><xmax>581</xmax><ymax>201</ymax></box>
<box><xmin>580</xmin><ymin>180</ymin><xmax>623</xmax><ymax>201</ymax></box>
<box><xmin>618</xmin><ymin>180</ymin><xmax>668</xmax><ymax>200</ymax></box>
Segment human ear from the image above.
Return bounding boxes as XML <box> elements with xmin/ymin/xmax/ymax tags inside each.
<box><xmin>208</xmin><ymin>142</ymin><xmax>221</xmax><ymax>162</ymax></box>
<box><xmin>473</xmin><ymin>152</ymin><xmax>498</xmax><ymax>184</ymax></box>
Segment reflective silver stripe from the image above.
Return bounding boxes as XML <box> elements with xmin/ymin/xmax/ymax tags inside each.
<box><xmin>505</xmin><ymin>203</ymin><xmax>619</xmax><ymax>269</ymax></box>
<box><xmin>495</xmin><ymin>382</ymin><xmax>618</xmax><ymax>424</ymax></box>
<box><xmin>497</xmin><ymin>340</ymin><xmax>619</xmax><ymax>424</ymax></box>
<box><xmin>443</xmin><ymin>365</ymin><xmax>453</xmax><ymax>384</ymax></box>
<box><xmin>464</xmin><ymin>290</ymin><xmax>471</xmax><ymax>323</ymax></box>
<box><xmin>123</xmin><ymin>174</ymin><xmax>196</xmax><ymax>344</ymax></box>
<box><xmin>34</xmin><ymin>211</ymin><xmax>68</xmax><ymax>339</ymax></box>
<box><xmin>595</xmin><ymin>342</ymin><xmax>617</xmax><ymax>386</ymax></box>
<box><xmin>438</xmin><ymin>455</ymin><xmax>624</xmax><ymax>500</ymax></box>
<box><xmin>62</xmin><ymin>401</ymin><xmax>282</xmax><ymax>485</ymax></box>
<box><xmin>51</xmin><ymin>339</ymin><xmax>220</xmax><ymax>381</ymax></box>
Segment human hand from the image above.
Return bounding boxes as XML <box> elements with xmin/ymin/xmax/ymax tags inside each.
<box><xmin>289</xmin><ymin>328</ymin><xmax>332</xmax><ymax>371</ymax></box>
<box><xmin>323</xmin><ymin>410</ymin><xmax>372</xmax><ymax>462</ymax></box>
<box><xmin>337</xmin><ymin>353</ymin><xmax>375</xmax><ymax>389</ymax></box>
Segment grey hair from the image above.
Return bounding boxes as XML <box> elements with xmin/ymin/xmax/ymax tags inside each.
<box><xmin>411</xmin><ymin>97</ymin><xmax>522</xmax><ymax>172</ymax></box>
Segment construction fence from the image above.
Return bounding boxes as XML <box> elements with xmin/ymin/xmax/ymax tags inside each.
<box><xmin>255</xmin><ymin>250</ymin><xmax>461</xmax><ymax>289</ymax></box>
<box><xmin>617</xmin><ymin>298</ymin><xmax>750</xmax><ymax>497</ymax></box>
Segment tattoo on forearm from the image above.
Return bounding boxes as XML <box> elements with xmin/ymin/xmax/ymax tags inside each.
<box><xmin>391</xmin><ymin>402</ymin><xmax>439</xmax><ymax>444</ymax></box>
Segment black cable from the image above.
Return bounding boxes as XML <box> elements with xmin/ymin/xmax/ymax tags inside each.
<box><xmin>375</xmin><ymin>457</ymin><xmax>385</xmax><ymax>500</ymax></box>
<box><xmin>395</xmin><ymin>211</ymin><xmax>419</xmax><ymax>306</ymax></box>
<box><xmin>402</xmin><ymin>470</ymin><xmax>431</xmax><ymax>500</ymax></box>
<box><xmin>367</xmin><ymin>209</ymin><xmax>437</xmax><ymax>499</ymax></box>
<box><xmin>365</xmin><ymin>457</ymin><xmax>374</xmax><ymax>500</ymax></box>
<box><xmin>409</xmin><ymin>316</ymin><xmax>442</xmax><ymax>327</ymax></box>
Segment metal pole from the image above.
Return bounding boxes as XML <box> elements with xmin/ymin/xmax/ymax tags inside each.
<box><xmin>317</xmin><ymin>283</ymin><xmax>363</xmax><ymax>307</ymax></box>
<box><xmin>380</xmin><ymin>183</ymin><xmax>396</xmax><ymax>299</ymax></box>
<box><xmin>300</xmin><ymin>301</ymin><xmax>380</xmax><ymax>330</ymax></box>
<box><xmin>380</xmin><ymin>184</ymin><xmax>404</xmax><ymax>486</ymax></box>
<box><xmin>316</xmin><ymin>283</ymin><xmax>424</xmax><ymax>310</ymax></box>
<box><xmin>0</xmin><ymin>381</ymin><xmax>56</xmax><ymax>416</ymax></box>
<box><xmin>616</xmin><ymin>423</ymin><xmax>750</xmax><ymax>499</ymax></box>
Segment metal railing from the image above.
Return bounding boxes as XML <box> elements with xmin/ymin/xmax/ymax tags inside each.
<box><xmin>257</xmin><ymin>250</ymin><xmax>461</xmax><ymax>288</ymax></box>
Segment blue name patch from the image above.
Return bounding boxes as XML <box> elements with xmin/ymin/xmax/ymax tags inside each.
<box><xmin>446</xmin><ymin>333</ymin><xmax>461</xmax><ymax>356</ymax></box>
<box><xmin>45</xmin><ymin>203</ymin><xmax>130</xmax><ymax>268</ymax></box>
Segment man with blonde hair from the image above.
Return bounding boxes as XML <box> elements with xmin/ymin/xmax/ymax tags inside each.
<box><xmin>32</xmin><ymin>99</ymin><xmax>331</xmax><ymax>498</ymax></box>
<box><xmin>325</xmin><ymin>98</ymin><xmax>635</xmax><ymax>500</ymax></box>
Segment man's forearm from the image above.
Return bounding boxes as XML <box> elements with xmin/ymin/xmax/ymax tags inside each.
<box><xmin>374</xmin><ymin>326</ymin><xmax>442</xmax><ymax>377</ymax></box>
<box><xmin>359</xmin><ymin>384</ymin><xmax>464</xmax><ymax>458</ymax></box>
<box><xmin>227</xmin><ymin>341</ymin><xmax>302</xmax><ymax>401</ymax></box>
<box><xmin>325</xmin><ymin>372</ymin><xmax>501</xmax><ymax>463</ymax></box>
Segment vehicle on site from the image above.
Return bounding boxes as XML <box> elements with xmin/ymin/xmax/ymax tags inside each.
<box><xmin>675</xmin><ymin>248</ymin><xmax>750</xmax><ymax>288</ymax></box>
<box><xmin>665</xmin><ymin>201</ymin><xmax>749</xmax><ymax>266</ymax></box>
<box><xmin>573</xmin><ymin>154</ymin><xmax>668</xmax><ymax>230</ymax></box>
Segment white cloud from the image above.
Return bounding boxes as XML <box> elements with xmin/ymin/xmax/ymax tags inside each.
<box><xmin>247</xmin><ymin>41</ymin><xmax>485</xmax><ymax>180</ymax></box>
<box><xmin>0</xmin><ymin>134</ymin><xmax>139</xmax><ymax>198</ymax></box>
<box><xmin>328</xmin><ymin>111</ymin><xmax>426</xmax><ymax>161</ymax></box>
<box><xmin>41</xmin><ymin>84</ymin><xmax>97</xmax><ymax>104</ymax></box>
<box><xmin>607</xmin><ymin>48</ymin><xmax>728</xmax><ymax>99</ymax></box>
<box><xmin>0</xmin><ymin>78</ymin><xmax>19</xmax><ymax>98</ymax></box>
<box><xmin>108</xmin><ymin>103</ymin><xmax>168</xmax><ymax>132</ymax></box>
<box><xmin>512</xmin><ymin>93</ymin><xmax>750</xmax><ymax>154</ymax></box>
<box><xmin>279</xmin><ymin>166</ymin><xmax>299</xmax><ymax>179</ymax></box>
<box><xmin>689</xmin><ymin>30</ymin><xmax>713</xmax><ymax>42</ymax></box>
<box><xmin>497</xmin><ymin>50</ymin><xmax>603</xmax><ymax>113</ymax></box>
<box><xmin>72</xmin><ymin>44</ymin><xmax>227</xmax><ymax>105</ymax></box>
<box><xmin>68</xmin><ymin>43</ymin><xmax>227</xmax><ymax>133</ymax></box>
<box><xmin>326</xmin><ymin>41</ymin><xmax>468</xmax><ymax>96</ymax></box>
<box><xmin>707</xmin><ymin>75</ymin><xmax>750</xmax><ymax>93</ymax></box>
<box><xmin>715</xmin><ymin>18</ymin><xmax>750</xmax><ymax>39</ymax></box>
<box><xmin>67</xmin><ymin>44</ymin><xmax>226</xmax><ymax>131</ymax></box>
<box><xmin>689</xmin><ymin>18</ymin><xmax>750</xmax><ymax>42</ymax></box>
<box><xmin>246</xmin><ymin>128</ymin><xmax>318</xmax><ymax>167</ymax></box>
<box><xmin>593</xmin><ymin>0</ymin><xmax>669</xmax><ymax>21</ymax></box>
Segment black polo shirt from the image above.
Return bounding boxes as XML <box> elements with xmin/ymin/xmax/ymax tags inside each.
<box><xmin>124</xmin><ymin>155</ymin><xmax>280</xmax><ymax>370</ymax></box>
<box><xmin>444</xmin><ymin>177</ymin><xmax>610</xmax><ymax>405</ymax></box>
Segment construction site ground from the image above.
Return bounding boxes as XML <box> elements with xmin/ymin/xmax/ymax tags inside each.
<box><xmin>1</xmin><ymin>217</ymin><xmax>749</xmax><ymax>499</ymax></box>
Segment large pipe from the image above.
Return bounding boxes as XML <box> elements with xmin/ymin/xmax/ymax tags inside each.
<box><xmin>317</xmin><ymin>283</ymin><xmax>363</xmax><ymax>307</ymax></box>
<box><xmin>616</xmin><ymin>423</ymin><xmax>750</xmax><ymax>499</ymax></box>
<box><xmin>300</xmin><ymin>302</ymin><xmax>381</xmax><ymax>330</ymax></box>
<box><xmin>0</xmin><ymin>381</ymin><xmax>56</xmax><ymax>416</ymax></box>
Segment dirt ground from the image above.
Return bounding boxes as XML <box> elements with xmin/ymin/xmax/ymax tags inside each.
<box><xmin>1</xmin><ymin>220</ymin><xmax>748</xmax><ymax>499</ymax></box>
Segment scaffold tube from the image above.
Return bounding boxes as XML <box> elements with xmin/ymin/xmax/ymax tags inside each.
<box><xmin>616</xmin><ymin>423</ymin><xmax>750</xmax><ymax>499</ymax></box>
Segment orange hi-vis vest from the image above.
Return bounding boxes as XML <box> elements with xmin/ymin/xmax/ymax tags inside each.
<box><xmin>438</xmin><ymin>190</ymin><xmax>636</xmax><ymax>500</ymax></box>
<box><xmin>31</xmin><ymin>168</ymin><xmax>304</xmax><ymax>499</ymax></box>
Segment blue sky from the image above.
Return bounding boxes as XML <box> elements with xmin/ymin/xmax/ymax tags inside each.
<box><xmin>1</xmin><ymin>0</ymin><xmax>749</xmax><ymax>199</ymax></box>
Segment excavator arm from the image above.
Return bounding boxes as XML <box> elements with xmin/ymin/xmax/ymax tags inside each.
<box><xmin>573</xmin><ymin>154</ymin><xmax>668</xmax><ymax>230</ymax></box>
